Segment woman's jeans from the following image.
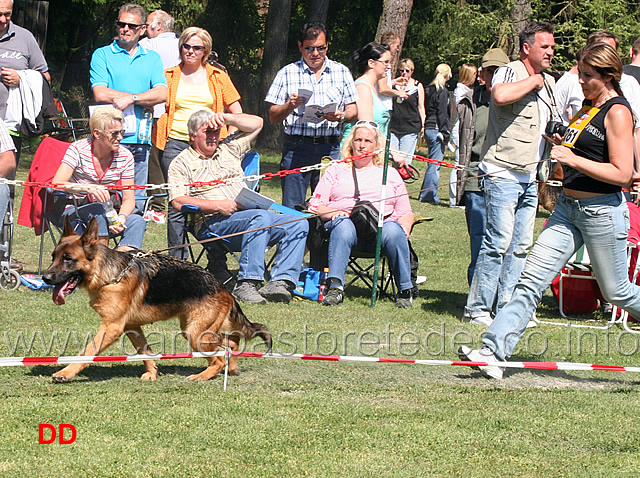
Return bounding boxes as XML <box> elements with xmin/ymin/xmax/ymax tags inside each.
<box><xmin>419</xmin><ymin>129</ymin><xmax>445</xmax><ymax>203</ymax></box>
<box><xmin>61</xmin><ymin>203</ymin><xmax>147</xmax><ymax>249</ymax></box>
<box><xmin>390</xmin><ymin>132</ymin><xmax>419</xmax><ymax>165</ymax></box>
<box><xmin>325</xmin><ymin>216</ymin><xmax>412</xmax><ymax>292</ymax></box>
<box><xmin>484</xmin><ymin>192</ymin><xmax>640</xmax><ymax>360</ymax></box>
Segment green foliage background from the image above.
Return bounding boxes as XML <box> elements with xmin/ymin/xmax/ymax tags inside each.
<box><xmin>44</xmin><ymin>0</ymin><xmax>640</xmax><ymax>118</ymax></box>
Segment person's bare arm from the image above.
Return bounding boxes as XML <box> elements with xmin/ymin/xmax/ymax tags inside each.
<box><xmin>93</xmin><ymin>85</ymin><xmax>168</xmax><ymax>111</ymax></box>
<box><xmin>492</xmin><ymin>74</ymin><xmax>544</xmax><ymax>106</ymax></box>
<box><xmin>268</xmin><ymin>94</ymin><xmax>308</xmax><ymax>124</ymax></box>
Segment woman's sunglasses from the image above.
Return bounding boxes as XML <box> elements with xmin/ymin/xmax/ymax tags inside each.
<box><xmin>182</xmin><ymin>43</ymin><xmax>205</xmax><ymax>52</ymax></box>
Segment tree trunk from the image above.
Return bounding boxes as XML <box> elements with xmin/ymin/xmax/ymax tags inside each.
<box><xmin>509</xmin><ymin>0</ymin><xmax>532</xmax><ymax>59</ymax></box>
<box><xmin>257</xmin><ymin>0</ymin><xmax>292</xmax><ymax>150</ymax></box>
<box><xmin>374</xmin><ymin>0</ymin><xmax>414</xmax><ymax>72</ymax></box>
<box><xmin>306</xmin><ymin>0</ymin><xmax>330</xmax><ymax>24</ymax></box>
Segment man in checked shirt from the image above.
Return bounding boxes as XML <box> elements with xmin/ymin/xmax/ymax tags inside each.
<box><xmin>168</xmin><ymin>110</ymin><xmax>308</xmax><ymax>305</ymax></box>
<box><xmin>265</xmin><ymin>22</ymin><xmax>359</xmax><ymax>209</ymax></box>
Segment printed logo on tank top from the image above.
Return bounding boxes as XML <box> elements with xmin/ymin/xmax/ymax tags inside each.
<box><xmin>561</xmin><ymin>105</ymin><xmax>601</xmax><ymax>147</ymax></box>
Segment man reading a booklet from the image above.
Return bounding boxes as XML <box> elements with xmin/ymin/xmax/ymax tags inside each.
<box><xmin>265</xmin><ymin>21</ymin><xmax>359</xmax><ymax>209</ymax></box>
<box><xmin>168</xmin><ymin>110</ymin><xmax>309</xmax><ymax>305</ymax></box>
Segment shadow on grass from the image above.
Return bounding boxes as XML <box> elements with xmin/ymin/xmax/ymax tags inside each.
<box><xmin>27</xmin><ymin>363</ymin><xmax>216</xmax><ymax>382</ymax></box>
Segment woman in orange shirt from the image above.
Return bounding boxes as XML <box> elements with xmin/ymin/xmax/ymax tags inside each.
<box><xmin>152</xmin><ymin>27</ymin><xmax>242</xmax><ymax>258</ymax></box>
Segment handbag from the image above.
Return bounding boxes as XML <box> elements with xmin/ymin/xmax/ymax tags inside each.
<box><xmin>349</xmin><ymin>166</ymin><xmax>384</xmax><ymax>239</ymax></box>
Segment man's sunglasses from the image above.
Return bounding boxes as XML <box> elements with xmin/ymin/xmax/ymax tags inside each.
<box><xmin>182</xmin><ymin>43</ymin><xmax>205</xmax><ymax>52</ymax></box>
<box><xmin>303</xmin><ymin>46</ymin><xmax>327</xmax><ymax>53</ymax></box>
<box><xmin>116</xmin><ymin>21</ymin><xmax>144</xmax><ymax>30</ymax></box>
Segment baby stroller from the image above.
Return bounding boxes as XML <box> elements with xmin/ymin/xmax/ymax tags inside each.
<box><xmin>0</xmin><ymin>197</ymin><xmax>20</xmax><ymax>290</ymax></box>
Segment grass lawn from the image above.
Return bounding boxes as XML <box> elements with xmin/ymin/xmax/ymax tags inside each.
<box><xmin>1</xmin><ymin>144</ymin><xmax>639</xmax><ymax>477</ymax></box>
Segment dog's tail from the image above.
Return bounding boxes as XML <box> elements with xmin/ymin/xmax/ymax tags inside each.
<box><xmin>230</xmin><ymin>300</ymin><xmax>273</xmax><ymax>352</ymax></box>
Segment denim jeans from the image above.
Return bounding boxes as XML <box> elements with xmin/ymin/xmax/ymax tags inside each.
<box><xmin>449</xmin><ymin>119</ymin><xmax>459</xmax><ymax>205</ymax></box>
<box><xmin>122</xmin><ymin>144</ymin><xmax>150</xmax><ymax>213</ymax></box>
<box><xmin>464</xmin><ymin>176</ymin><xmax>538</xmax><ymax>320</ymax></box>
<box><xmin>325</xmin><ymin>216</ymin><xmax>412</xmax><ymax>291</ymax></box>
<box><xmin>162</xmin><ymin>139</ymin><xmax>191</xmax><ymax>259</ymax></box>
<box><xmin>61</xmin><ymin>203</ymin><xmax>147</xmax><ymax>249</ymax></box>
<box><xmin>390</xmin><ymin>132</ymin><xmax>419</xmax><ymax>165</ymax></box>
<box><xmin>464</xmin><ymin>190</ymin><xmax>486</xmax><ymax>286</ymax></box>
<box><xmin>483</xmin><ymin>192</ymin><xmax>640</xmax><ymax>360</ymax></box>
<box><xmin>200</xmin><ymin>209</ymin><xmax>308</xmax><ymax>284</ymax></box>
<box><xmin>419</xmin><ymin>129</ymin><xmax>445</xmax><ymax>203</ymax></box>
<box><xmin>280</xmin><ymin>136</ymin><xmax>340</xmax><ymax>209</ymax></box>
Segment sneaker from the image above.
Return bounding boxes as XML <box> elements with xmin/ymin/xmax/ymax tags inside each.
<box><xmin>322</xmin><ymin>287</ymin><xmax>344</xmax><ymax>306</ymax></box>
<box><xmin>396</xmin><ymin>289</ymin><xmax>413</xmax><ymax>308</ymax></box>
<box><xmin>258</xmin><ymin>280</ymin><xmax>292</xmax><ymax>304</ymax></box>
<box><xmin>9</xmin><ymin>259</ymin><xmax>22</xmax><ymax>271</ymax></box>
<box><xmin>461</xmin><ymin>312</ymin><xmax>494</xmax><ymax>327</ymax></box>
<box><xmin>151</xmin><ymin>210</ymin><xmax>166</xmax><ymax>224</ymax></box>
<box><xmin>143</xmin><ymin>210</ymin><xmax>153</xmax><ymax>222</ymax></box>
<box><xmin>457</xmin><ymin>345</ymin><xmax>504</xmax><ymax>380</ymax></box>
<box><xmin>232</xmin><ymin>280</ymin><xmax>267</xmax><ymax>305</ymax></box>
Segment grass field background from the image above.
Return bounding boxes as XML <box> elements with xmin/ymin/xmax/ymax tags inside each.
<box><xmin>1</xmin><ymin>145</ymin><xmax>639</xmax><ymax>476</ymax></box>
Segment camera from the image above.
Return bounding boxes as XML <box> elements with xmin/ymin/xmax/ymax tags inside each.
<box><xmin>545</xmin><ymin>120</ymin><xmax>567</xmax><ymax>138</ymax></box>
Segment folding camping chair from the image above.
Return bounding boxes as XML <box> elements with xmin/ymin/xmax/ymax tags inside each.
<box><xmin>344</xmin><ymin>217</ymin><xmax>432</xmax><ymax>300</ymax></box>
<box><xmin>47</xmin><ymin>98</ymin><xmax>87</xmax><ymax>142</ymax></box>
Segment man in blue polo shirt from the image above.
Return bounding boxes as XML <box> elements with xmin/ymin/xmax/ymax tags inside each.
<box><xmin>265</xmin><ymin>22</ymin><xmax>358</xmax><ymax>209</ymax></box>
<box><xmin>90</xmin><ymin>3</ymin><xmax>167</xmax><ymax>199</ymax></box>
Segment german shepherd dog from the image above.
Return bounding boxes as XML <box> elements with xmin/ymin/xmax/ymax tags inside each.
<box><xmin>43</xmin><ymin>218</ymin><xmax>271</xmax><ymax>383</ymax></box>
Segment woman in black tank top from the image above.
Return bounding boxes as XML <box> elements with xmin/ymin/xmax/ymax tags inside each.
<box><xmin>458</xmin><ymin>42</ymin><xmax>640</xmax><ymax>376</ymax></box>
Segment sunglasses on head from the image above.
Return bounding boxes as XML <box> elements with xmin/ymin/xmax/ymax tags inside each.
<box><xmin>116</xmin><ymin>21</ymin><xmax>144</xmax><ymax>30</ymax></box>
<box><xmin>182</xmin><ymin>43</ymin><xmax>205</xmax><ymax>52</ymax></box>
<box><xmin>303</xmin><ymin>45</ymin><xmax>327</xmax><ymax>53</ymax></box>
<box><xmin>355</xmin><ymin>120</ymin><xmax>379</xmax><ymax>129</ymax></box>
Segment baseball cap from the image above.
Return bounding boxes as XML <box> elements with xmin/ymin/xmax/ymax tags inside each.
<box><xmin>482</xmin><ymin>48</ymin><xmax>509</xmax><ymax>68</ymax></box>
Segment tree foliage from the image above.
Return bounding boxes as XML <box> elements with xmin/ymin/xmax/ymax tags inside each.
<box><xmin>44</xmin><ymin>0</ymin><xmax>640</xmax><ymax>121</ymax></box>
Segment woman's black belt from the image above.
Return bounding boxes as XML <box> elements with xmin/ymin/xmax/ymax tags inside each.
<box><xmin>285</xmin><ymin>134</ymin><xmax>341</xmax><ymax>144</ymax></box>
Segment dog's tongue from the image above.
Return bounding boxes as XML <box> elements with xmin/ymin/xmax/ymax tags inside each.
<box><xmin>52</xmin><ymin>278</ymin><xmax>78</xmax><ymax>305</ymax></box>
<box><xmin>52</xmin><ymin>284</ymin><xmax>67</xmax><ymax>305</ymax></box>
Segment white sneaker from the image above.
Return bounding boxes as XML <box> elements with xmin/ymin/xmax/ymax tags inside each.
<box><xmin>457</xmin><ymin>345</ymin><xmax>504</xmax><ymax>379</ymax></box>
<box><xmin>461</xmin><ymin>312</ymin><xmax>494</xmax><ymax>327</ymax></box>
<box><xmin>526</xmin><ymin>312</ymin><xmax>538</xmax><ymax>328</ymax></box>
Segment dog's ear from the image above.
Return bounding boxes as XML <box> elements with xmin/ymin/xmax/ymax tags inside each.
<box><xmin>80</xmin><ymin>217</ymin><xmax>100</xmax><ymax>260</ymax></box>
<box><xmin>63</xmin><ymin>215</ymin><xmax>80</xmax><ymax>237</ymax></box>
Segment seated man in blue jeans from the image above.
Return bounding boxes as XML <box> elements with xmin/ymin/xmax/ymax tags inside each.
<box><xmin>168</xmin><ymin>109</ymin><xmax>308</xmax><ymax>304</ymax></box>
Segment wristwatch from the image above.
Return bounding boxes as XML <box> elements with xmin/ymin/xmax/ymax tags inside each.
<box><xmin>132</xmin><ymin>94</ymin><xmax>138</xmax><ymax>105</ymax></box>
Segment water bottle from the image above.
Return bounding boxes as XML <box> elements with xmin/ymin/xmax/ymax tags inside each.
<box><xmin>138</xmin><ymin>109</ymin><xmax>152</xmax><ymax>143</ymax></box>
<box><xmin>318</xmin><ymin>267</ymin><xmax>329</xmax><ymax>302</ymax></box>
<box><xmin>104</xmin><ymin>200</ymin><xmax>121</xmax><ymax>227</ymax></box>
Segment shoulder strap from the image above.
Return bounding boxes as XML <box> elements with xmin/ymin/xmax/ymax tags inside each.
<box><xmin>351</xmin><ymin>166</ymin><xmax>361</xmax><ymax>200</ymax></box>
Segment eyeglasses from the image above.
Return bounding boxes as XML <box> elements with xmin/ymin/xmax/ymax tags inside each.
<box><xmin>182</xmin><ymin>43</ymin><xmax>205</xmax><ymax>52</ymax></box>
<box><xmin>0</xmin><ymin>11</ymin><xmax>11</xmax><ymax>18</ymax></box>
<box><xmin>103</xmin><ymin>130</ymin><xmax>125</xmax><ymax>139</ymax></box>
<box><xmin>355</xmin><ymin>120</ymin><xmax>379</xmax><ymax>129</ymax></box>
<box><xmin>400</xmin><ymin>69</ymin><xmax>412</xmax><ymax>73</ymax></box>
<box><xmin>375</xmin><ymin>59</ymin><xmax>391</xmax><ymax>65</ymax></box>
<box><xmin>116</xmin><ymin>21</ymin><xmax>144</xmax><ymax>30</ymax></box>
<box><xmin>303</xmin><ymin>45</ymin><xmax>328</xmax><ymax>53</ymax></box>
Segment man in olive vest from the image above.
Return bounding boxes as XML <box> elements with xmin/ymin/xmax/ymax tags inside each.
<box><xmin>463</xmin><ymin>22</ymin><xmax>557</xmax><ymax>326</ymax></box>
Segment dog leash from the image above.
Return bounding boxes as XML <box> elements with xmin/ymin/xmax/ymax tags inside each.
<box><xmin>110</xmin><ymin>251</ymin><xmax>152</xmax><ymax>284</ymax></box>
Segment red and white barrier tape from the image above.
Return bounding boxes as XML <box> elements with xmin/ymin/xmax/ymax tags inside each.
<box><xmin>1</xmin><ymin>351</ymin><xmax>639</xmax><ymax>373</ymax></box>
